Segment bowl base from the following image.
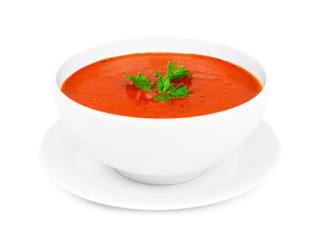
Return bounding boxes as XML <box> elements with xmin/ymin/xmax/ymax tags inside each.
<box><xmin>115</xmin><ymin>169</ymin><xmax>206</xmax><ymax>185</ymax></box>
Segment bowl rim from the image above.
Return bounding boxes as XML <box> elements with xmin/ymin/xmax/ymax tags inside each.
<box><xmin>53</xmin><ymin>37</ymin><xmax>268</xmax><ymax>121</ymax></box>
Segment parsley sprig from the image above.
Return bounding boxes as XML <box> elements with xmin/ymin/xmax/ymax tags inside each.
<box><xmin>153</xmin><ymin>84</ymin><xmax>190</xmax><ymax>100</ymax></box>
<box><xmin>125</xmin><ymin>72</ymin><xmax>154</xmax><ymax>90</ymax></box>
<box><xmin>124</xmin><ymin>61</ymin><xmax>192</xmax><ymax>101</ymax></box>
<box><xmin>153</xmin><ymin>62</ymin><xmax>192</xmax><ymax>94</ymax></box>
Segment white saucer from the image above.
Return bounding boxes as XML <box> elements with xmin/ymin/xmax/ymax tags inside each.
<box><xmin>39</xmin><ymin>119</ymin><xmax>280</xmax><ymax>210</ymax></box>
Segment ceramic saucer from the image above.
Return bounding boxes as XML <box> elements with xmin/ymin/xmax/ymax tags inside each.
<box><xmin>39</xmin><ymin>120</ymin><xmax>280</xmax><ymax>210</ymax></box>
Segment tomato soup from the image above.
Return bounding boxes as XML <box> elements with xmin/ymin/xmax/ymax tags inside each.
<box><xmin>61</xmin><ymin>53</ymin><xmax>262</xmax><ymax>118</ymax></box>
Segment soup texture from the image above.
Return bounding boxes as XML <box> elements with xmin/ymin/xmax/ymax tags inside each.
<box><xmin>61</xmin><ymin>53</ymin><xmax>262</xmax><ymax>118</ymax></box>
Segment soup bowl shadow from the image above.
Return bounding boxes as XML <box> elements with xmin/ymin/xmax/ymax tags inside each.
<box><xmin>53</xmin><ymin>37</ymin><xmax>268</xmax><ymax>185</ymax></box>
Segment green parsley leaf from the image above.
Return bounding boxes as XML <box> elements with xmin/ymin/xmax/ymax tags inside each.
<box><xmin>125</xmin><ymin>72</ymin><xmax>154</xmax><ymax>90</ymax></box>
<box><xmin>152</xmin><ymin>69</ymin><xmax>173</xmax><ymax>94</ymax></box>
<box><xmin>153</xmin><ymin>94</ymin><xmax>173</xmax><ymax>101</ymax></box>
<box><xmin>153</xmin><ymin>84</ymin><xmax>190</xmax><ymax>101</ymax></box>
<box><xmin>153</xmin><ymin>61</ymin><xmax>192</xmax><ymax>94</ymax></box>
<box><xmin>166</xmin><ymin>62</ymin><xmax>192</xmax><ymax>80</ymax></box>
<box><xmin>170</xmin><ymin>84</ymin><xmax>190</xmax><ymax>98</ymax></box>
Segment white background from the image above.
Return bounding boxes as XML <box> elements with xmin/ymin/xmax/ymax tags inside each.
<box><xmin>1</xmin><ymin>0</ymin><xmax>319</xmax><ymax>239</ymax></box>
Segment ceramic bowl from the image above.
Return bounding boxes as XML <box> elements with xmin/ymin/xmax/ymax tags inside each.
<box><xmin>53</xmin><ymin>38</ymin><xmax>268</xmax><ymax>185</ymax></box>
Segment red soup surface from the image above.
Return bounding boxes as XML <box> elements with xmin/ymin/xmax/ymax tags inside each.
<box><xmin>61</xmin><ymin>53</ymin><xmax>263</xmax><ymax>118</ymax></box>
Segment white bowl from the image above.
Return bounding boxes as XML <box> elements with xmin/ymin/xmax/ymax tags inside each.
<box><xmin>53</xmin><ymin>38</ymin><xmax>268</xmax><ymax>185</ymax></box>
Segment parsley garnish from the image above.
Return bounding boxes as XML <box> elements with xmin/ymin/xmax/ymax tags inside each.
<box><xmin>153</xmin><ymin>84</ymin><xmax>190</xmax><ymax>100</ymax></box>
<box><xmin>124</xmin><ymin>61</ymin><xmax>192</xmax><ymax>101</ymax></box>
<box><xmin>125</xmin><ymin>72</ymin><xmax>154</xmax><ymax>90</ymax></box>
<box><xmin>153</xmin><ymin>62</ymin><xmax>191</xmax><ymax>94</ymax></box>
<box><xmin>153</xmin><ymin>61</ymin><xmax>192</xmax><ymax>100</ymax></box>
<box><xmin>152</xmin><ymin>69</ymin><xmax>172</xmax><ymax>94</ymax></box>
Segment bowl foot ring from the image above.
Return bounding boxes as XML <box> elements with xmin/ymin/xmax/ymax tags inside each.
<box><xmin>115</xmin><ymin>169</ymin><xmax>206</xmax><ymax>185</ymax></box>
